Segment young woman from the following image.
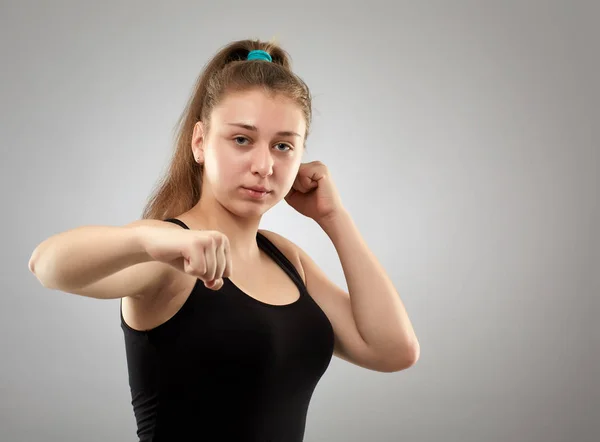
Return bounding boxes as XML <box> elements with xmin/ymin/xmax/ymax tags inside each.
<box><xmin>28</xmin><ymin>39</ymin><xmax>419</xmax><ymax>442</ymax></box>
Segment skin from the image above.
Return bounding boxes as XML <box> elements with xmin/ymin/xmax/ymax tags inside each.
<box><xmin>187</xmin><ymin>88</ymin><xmax>307</xmax><ymax>262</ymax></box>
<box><xmin>28</xmin><ymin>86</ymin><xmax>419</xmax><ymax>372</ymax></box>
<box><xmin>173</xmin><ymin>87</ymin><xmax>419</xmax><ymax>372</ymax></box>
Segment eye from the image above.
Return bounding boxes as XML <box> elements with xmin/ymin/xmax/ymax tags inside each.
<box><xmin>233</xmin><ymin>136</ymin><xmax>292</xmax><ymax>152</ymax></box>
<box><xmin>234</xmin><ymin>136</ymin><xmax>250</xmax><ymax>146</ymax></box>
<box><xmin>274</xmin><ymin>143</ymin><xmax>292</xmax><ymax>152</ymax></box>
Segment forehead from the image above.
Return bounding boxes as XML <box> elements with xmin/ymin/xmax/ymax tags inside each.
<box><xmin>211</xmin><ymin>89</ymin><xmax>305</xmax><ymax>134</ymax></box>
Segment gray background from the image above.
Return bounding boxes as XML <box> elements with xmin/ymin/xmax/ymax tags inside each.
<box><xmin>1</xmin><ymin>1</ymin><xmax>598</xmax><ymax>441</ymax></box>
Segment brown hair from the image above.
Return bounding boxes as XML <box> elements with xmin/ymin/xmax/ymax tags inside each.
<box><xmin>141</xmin><ymin>38</ymin><xmax>312</xmax><ymax>220</ymax></box>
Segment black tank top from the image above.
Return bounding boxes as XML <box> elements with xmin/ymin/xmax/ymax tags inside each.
<box><xmin>121</xmin><ymin>219</ymin><xmax>335</xmax><ymax>441</ymax></box>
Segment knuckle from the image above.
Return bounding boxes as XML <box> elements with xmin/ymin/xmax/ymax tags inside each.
<box><xmin>196</xmin><ymin>258</ymin><xmax>207</xmax><ymax>275</ymax></box>
<box><xmin>190</xmin><ymin>237</ymin><xmax>205</xmax><ymax>249</ymax></box>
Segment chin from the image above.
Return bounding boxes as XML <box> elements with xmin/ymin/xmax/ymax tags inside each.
<box><xmin>223</xmin><ymin>200</ymin><xmax>273</xmax><ymax>219</ymax></box>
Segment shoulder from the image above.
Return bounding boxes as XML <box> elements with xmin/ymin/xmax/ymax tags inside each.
<box><xmin>257</xmin><ymin>229</ymin><xmax>300</xmax><ymax>257</ymax></box>
<box><xmin>124</xmin><ymin>218</ymin><xmax>188</xmax><ymax>230</ymax></box>
<box><xmin>258</xmin><ymin>229</ymin><xmax>306</xmax><ymax>284</ymax></box>
<box><xmin>125</xmin><ymin>218</ymin><xmax>182</xmax><ymax>227</ymax></box>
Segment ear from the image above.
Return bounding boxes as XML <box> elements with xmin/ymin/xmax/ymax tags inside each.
<box><xmin>192</xmin><ymin>121</ymin><xmax>205</xmax><ymax>164</ymax></box>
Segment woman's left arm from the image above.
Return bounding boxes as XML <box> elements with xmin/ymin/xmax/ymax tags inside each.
<box><xmin>320</xmin><ymin>209</ymin><xmax>419</xmax><ymax>362</ymax></box>
<box><xmin>264</xmin><ymin>223</ymin><xmax>419</xmax><ymax>373</ymax></box>
<box><xmin>283</xmin><ymin>161</ymin><xmax>420</xmax><ymax>372</ymax></box>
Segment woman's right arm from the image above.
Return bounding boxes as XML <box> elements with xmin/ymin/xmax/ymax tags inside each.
<box><xmin>28</xmin><ymin>219</ymin><xmax>177</xmax><ymax>299</ymax></box>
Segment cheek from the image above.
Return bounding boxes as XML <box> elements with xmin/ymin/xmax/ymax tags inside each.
<box><xmin>287</xmin><ymin>157</ymin><xmax>302</xmax><ymax>179</ymax></box>
<box><xmin>279</xmin><ymin>162</ymin><xmax>300</xmax><ymax>190</ymax></box>
<box><xmin>205</xmin><ymin>147</ymin><xmax>238</xmax><ymax>183</ymax></box>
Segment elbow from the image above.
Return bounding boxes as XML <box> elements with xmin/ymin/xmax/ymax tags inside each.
<box><xmin>405</xmin><ymin>342</ymin><xmax>420</xmax><ymax>367</ymax></box>
<box><xmin>381</xmin><ymin>341</ymin><xmax>420</xmax><ymax>373</ymax></box>
<box><xmin>28</xmin><ymin>248</ymin><xmax>54</xmax><ymax>289</ymax></box>
<box><xmin>28</xmin><ymin>247</ymin><xmax>41</xmax><ymax>278</ymax></box>
<box><xmin>28</xmin><ymin>249</ymin><xmax>38</xmax><ymax>274</ymax></box>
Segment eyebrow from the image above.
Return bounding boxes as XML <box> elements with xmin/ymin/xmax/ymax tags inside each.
<box><xmin>226</xmin><ymin>123</ymin><xmax>302</xmax><ymax>138</ymax></box>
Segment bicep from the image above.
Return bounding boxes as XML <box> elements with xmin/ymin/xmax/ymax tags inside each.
<box><xmin>259</xmin><ymin>229</ymin><xmax>397</xmax><ymax>372</ymax></box>
<box><xmin>296</xmin><ymin>246</ymin><xmax>395</xmax><ymax>372</ymax></box>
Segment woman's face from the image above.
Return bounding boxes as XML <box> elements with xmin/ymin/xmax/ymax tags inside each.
<box><xmin>193</xmin><ymin>88</ymin><xmax>307</xmax><ymax>218</ymax></box>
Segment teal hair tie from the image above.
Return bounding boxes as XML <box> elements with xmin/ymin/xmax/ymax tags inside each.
<box><xmin>247</xmin><ymin>50</ymin><xmax>272</xmax><ymax>62</ymax></box>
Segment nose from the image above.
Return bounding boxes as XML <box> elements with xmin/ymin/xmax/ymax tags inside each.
<box><xmin>250</xmin><ymin>144</ymin><xmax>274</xmax><ymax>178</ymax></box>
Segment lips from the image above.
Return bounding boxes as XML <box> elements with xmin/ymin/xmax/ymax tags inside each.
<box><xmin>241</xmin><ymin>186</ymin><xmax>271</xmax><ymax>199</ymax></box>
<box><xmin>243</xmin><ymin>186</ymin><xmax>271</xmax><ymax>193</ymax></box>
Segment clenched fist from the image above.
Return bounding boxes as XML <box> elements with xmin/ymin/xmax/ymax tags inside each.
<box><xmin>141</xmin><ymin>227</ymin><xmax>232</xmax><ymax>290</ymax></box>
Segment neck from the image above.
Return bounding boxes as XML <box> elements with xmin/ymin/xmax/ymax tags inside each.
<box><xmin>182</xmin><ymin>193</ymin><xmax>262</xmax><ymax>263</ymax></box>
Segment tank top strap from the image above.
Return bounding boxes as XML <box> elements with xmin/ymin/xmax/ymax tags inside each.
<box><xmin>163</xmin><ymin>219</ymin><xmax>305</xmax><ymax>292</ymax></box>
<box><xmin>164</xmin><ymin>218</ymin><xmax>190</xmax><ymax>229</ymax></box>
<box><xmin>256</xmin><ymin>232</ymin><xmax>306</xmax><ymax>291</ymax></box>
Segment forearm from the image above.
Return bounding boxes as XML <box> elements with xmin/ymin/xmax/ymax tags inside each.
<box><xmin>318</xmin><ymin>210</ymin><xmax>419</xmax><ymax>360</ymax></box>
<box><xmin>28</xmin><ymin>224</ymin><xmax>151</xmax><ymax>291</ymax></box>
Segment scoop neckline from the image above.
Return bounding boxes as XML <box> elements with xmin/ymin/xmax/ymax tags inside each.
<box><xmin>222</xmin><ymin>276</ymin><xmax>304</xmax><ymax>309</ymax></box>
<box><xmin>164</xmin><ymin>218</ymin><xmax>306</xmax><ymax>308</ymax></box>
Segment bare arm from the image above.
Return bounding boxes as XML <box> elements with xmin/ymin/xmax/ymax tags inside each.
<box><xmin>28</xmin><ymin>219</ymin><xmax>176</xmax><ymax>299</ymax></box>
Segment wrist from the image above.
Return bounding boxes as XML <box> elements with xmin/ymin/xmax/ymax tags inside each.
<box><xmin>316</xmin><ymin>208</ymin><xmax>351</xmax><ymax>233</ymax></box>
